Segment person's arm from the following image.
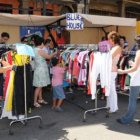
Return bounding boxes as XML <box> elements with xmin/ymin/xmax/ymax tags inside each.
<box><xmin>123</xmin><ymin>46</ymin><xmax>129</xmax><ymax>52</ymax></box>
<box><xmin>38</xmin><ymin>50</ymin><xmax>57</xmax><ymax>59</ymax></box>
<box><xmin>118</xmin><ymin>50</ymin><xmax>140</xmax><ymax>74</ymax></box>
<box><xmin>0</xmin><ymin>66</ymin><xmax>12</xmax><ymax>73</ymax></box>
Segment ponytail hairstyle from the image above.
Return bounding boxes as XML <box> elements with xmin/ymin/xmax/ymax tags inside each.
<box><xmin>108</xmin><ymin>31</ymin><xmax>120</xmax><ymax>45</ymax></box>
<box><xmin>32</xmin><ymin>35</ymin><xmax>44</xmax><ymax>47</ymax></box>
<box><xmin>135</xmin><ymin>35</ymin><xmax>140</xmax><ymax>49</ymax></box>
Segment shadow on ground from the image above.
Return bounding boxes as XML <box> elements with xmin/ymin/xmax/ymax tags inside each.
<box><xmin>0</xmin><ymin>87</ymin><xmax>140</xmax><ymax>140</ymax></box>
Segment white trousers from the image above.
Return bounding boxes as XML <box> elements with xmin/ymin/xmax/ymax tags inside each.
<box><xmin>107</xmin><ymin>72</ymin><xmax>118</xmax><ymax>112</ymax></box>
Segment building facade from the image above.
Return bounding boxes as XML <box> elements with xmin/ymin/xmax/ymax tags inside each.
<box><xmin>0</xmin><ymin>0</ymin><xmax>76</xmax><ymax>15</ymax></box>
<box><xmin>0</xmin><ymin>0</ymin><xmax>139</xmax><ymax>20</ymax></box>
<box><xmin>80</xmin><ymin>0</ymin><xmax>140</xmax><ymax>20</ymax></box>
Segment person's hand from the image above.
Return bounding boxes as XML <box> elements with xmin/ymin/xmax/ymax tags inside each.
<box><xmin>58</xmin><ymin>63</ymin><xmax>63</xmax><ymax>67</ymax></box>
<box><xmin>53</xmin><ymin>51</ymin><xmax>57</xmax><ymax>56</ymax></box>
<box><xmin>128</xmin><ymin>60</ymin><xmax>134</xmax><ymax>67</ymax></box>
<box><xmin>4</xmin><ymin>65</ymin><xmax>13</xmax><ymax>71</ymax></box>
<box><xmin>117</xmin><ymin>69</ymin><xmax>125</xmax><ymax>74</ymax></box>
<box><xmin>1</xmin><ymin>60</ymin><xmax>10</xmax><ymax>67</ymax></box>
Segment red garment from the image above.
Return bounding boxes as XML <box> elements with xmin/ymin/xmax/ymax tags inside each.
<box><xmin>88</xmin><ymin>53</ymin><xmax>94</xmax><ymax>94</ymax></box>
<box><xmin>56</xmin><ymin>37</ymin><xmax>65</xmax><ymax>45</ymax></box>
<box><xmin>120</xmin><ymin>74</ymin><xmax>126</xmax><ymax>90</ymax></box>
<box><xmin>72</xmin><ymin>55</ymin><xmax>80</xmax><ymax>79</ymax></box>
<box><xmin>3</xmin><ymin>51</ymin><xmax>13</xmax><ymax>98</ymax></box>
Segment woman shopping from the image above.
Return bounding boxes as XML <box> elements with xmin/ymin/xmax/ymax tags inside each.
<box><xmin>33</xmin><ymin>35</ymin><xmax>57</xmax><ymax>108</ymax></box>
<box><xmin>106</xmin><ymin>31</ymin><xmax>122</xmax><ymax>113</ymax></box>
<box><xmin>117</xmin><ymin>35</ymin><xmax>140</xmax><ymax>124</ymax></box>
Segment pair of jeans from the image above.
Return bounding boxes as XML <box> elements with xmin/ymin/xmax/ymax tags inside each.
<box><xmin>120</xmin><ymin>86</ymin><xmax>140</xmax><ymax>124</ymax></box>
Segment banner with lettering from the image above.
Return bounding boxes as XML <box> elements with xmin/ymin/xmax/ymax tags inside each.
<box><xmin>20</xmin><ymin>26</ymin><xmax>45</xmax><ymax>38</ymax></box>
<box><xmin>66</xmin><ymin>13</ymin><xmax>84</xmax><ymax>30</ymax></box>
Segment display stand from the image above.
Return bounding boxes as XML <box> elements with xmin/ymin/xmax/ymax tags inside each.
<box><xmin>9</xmin><ymin>62</ymin><xmax>43</xmax><ymax>135</ymax></box>
<box><xmin>8</xmin><ymin>46</ymin><xmax>43</xmax><ymax>135</ymax></box>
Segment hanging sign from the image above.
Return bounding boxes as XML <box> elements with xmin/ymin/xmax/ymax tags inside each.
<box><xmin>66</xmin><ymin>13</ymin><xmax>84</xmax><ymax>30</ymax></box>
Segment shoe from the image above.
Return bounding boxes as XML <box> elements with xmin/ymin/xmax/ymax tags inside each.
<box><xmin>116</xmin><ymin>119</ymin><xmax>130</xmax><ymax>125</ymax></box>
<box><xmin>107</xmin><ymin>110</ymin><xmax>118</xmax><ymax>114</ymax></box>
<box><xmin>28</xmin><ymin>108</ymin><xmax>32</xmax><ymax>114</ymax></box>
<box><xmin>51</xmin><ymin>106</ymin><xmax>56</xmax><ymax>110</ymax></box>
<box><xmin>100</xmin><ymin>95</ymin><xmax>105</xmax><ymax>100</ymax></box>
<box><xmin>34</xmin><ymin>102</ymin><xmax>41</xmax><ymax>108</ymax></box>
<box><xmin>19</xmin><ymin>115</ymin><xmax>25</xmax><ymax>120</ymax></box>
<box><xmin>116</xmin><ymin>119</ymin><xmax>123</xmax><ymax>124</ymax></box>
<box><xmin>11</xmin><ymin>116</ymin><xmax>18</xmax><ymax>120</ymax></box>
<box><xmin>55</xmin><ymin>107</ymin><xmax>63</xmax><ymax>112</ymax></box>
<box><xmin>38</xmin><ymin>99</ymin><xmax>48</xmax><ymax>105</ymax></box>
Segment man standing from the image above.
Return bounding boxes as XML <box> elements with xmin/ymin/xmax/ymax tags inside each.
<box><xmin>0</xmin><ymin>32</ymin><xmax>10</xmax><ymax>44</ymax></box>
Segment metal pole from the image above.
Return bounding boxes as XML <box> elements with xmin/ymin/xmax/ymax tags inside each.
<box><xmin>24</xmin><ymin>61</ymin><xmax>27</xmax><ymax>118</ymax></box>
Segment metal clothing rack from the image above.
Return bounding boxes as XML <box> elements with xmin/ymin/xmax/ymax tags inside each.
<box><xmin>9</xmin><ymin>62</ymin><xmax>43</xmax><ymax>135</ymax></box>
<box><xmin>82</xmin><ymin>44</ymin><xmax>112</xmax><ymax>122</ymax></box>
<box><xmin>6</xmin><ymin>48</ymin><xmax>43</xmax><ymax>135</ymax></box>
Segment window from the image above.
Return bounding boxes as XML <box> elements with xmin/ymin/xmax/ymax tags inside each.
<box><xmin>0</xmin><ymin>3</ymin><xmax>12</xmax><ymax>14</ymax></box>
<box><xmin>126</xmin><ymin>7</ymin><xmax>140</xmax><ymax>20</ymax></box>
<box><xmin>41</xmin><ymin>9</ymin><xmax>53</xmax><ymax>16</ymax></box>
<box><xmin>29</xmin><ymin>7</ymin><xmax>33</xmax><ymax>15</ymax></box>
<box><xmin>89</xmin><ymin>9</ymin><xmax>118</xmax><ymax>17</ymax></box>
<box><xmin>60</xmin><ymin>6</ymin><xmax>73</xmax><ymax>15</ymax></box>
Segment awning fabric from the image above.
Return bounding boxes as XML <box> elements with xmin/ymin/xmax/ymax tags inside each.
<box><xmin>0</xmin><ymin>13</ymin><xmax>136</xmax><ymax>27</ymax></box>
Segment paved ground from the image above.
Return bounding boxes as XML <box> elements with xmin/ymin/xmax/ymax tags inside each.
<box><xmin>0</xmin><ymin>88</ymin><xmax>140</xmax><ymax>140</ymax></box>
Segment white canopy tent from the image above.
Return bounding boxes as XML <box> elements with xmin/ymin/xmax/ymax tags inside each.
<box><xmin>0</xmin><ymin>13</ymin><xmax>136</xmax><ymax>47</ymax></box>
<box><xmin>0</xmin><ymin>13</ymin><xmax>136</xmax><ymax>27</ymax></box>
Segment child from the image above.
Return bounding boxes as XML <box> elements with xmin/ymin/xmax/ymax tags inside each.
<box><xmin>51</xmin><ymin>57</ymin><xmax>66</xmax><ymax>112</ymax></box>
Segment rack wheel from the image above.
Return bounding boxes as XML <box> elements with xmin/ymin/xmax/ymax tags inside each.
<box><xmin>83</xmin><ymin>119</ymin><xmax>86</xmax><ymax>122</ymax></box>
<box><xmin>105</xmin><ymin>114</ymin><xmax>109</xmax><ymax>118</ymax></box>
<box><xmin>39</xmin><ymin>124</ymin><xmax>43</xmax><ymax>129</ymax></box>
<box><xmin>24</xmin><ymin>121</ymin><xmax>27</xmax><ymax>126</ymax></box>
<box><xmin>91</xmin><ymin>111</ymin><xmax>96</xmax><ymax>115</ymax></box>
<box><xmin>9</xmin><ymin>130</ymin><xmax>14</xmax><ymax>135</ymax></box>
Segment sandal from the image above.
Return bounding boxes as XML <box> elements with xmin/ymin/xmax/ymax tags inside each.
<box><xmin>38</xmin><ymin>99</ymin><xmax>48</xmax><ymax>105</ymax></box>
<box><xmin>34</xmin><ymin>102</ymin><xmax>41</xmax><ymax>108</ymax></box>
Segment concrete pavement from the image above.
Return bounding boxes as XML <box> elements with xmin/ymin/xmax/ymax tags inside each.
<box><xmin>0</xmin><ymin>90</ymin><xmax>140</xmax><ymax>140</ymax></box>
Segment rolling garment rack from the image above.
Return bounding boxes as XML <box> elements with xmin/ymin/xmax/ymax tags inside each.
<box><xmin>9</xmin><ymin>44</ymin><xmax>43</xmax><ymax>135</ymax></box>
<box><xmin>83</xmin><ymin>89</ymin><xmax>109</xmax><ymax>122</ymax></box>
<box><xmin>9</xmin><ymin>64</ymin><xmax>43</xmax><ymax>135</ymax></box>
<box><xmin>83</xmin><ymin>44</ymin><xmax>111</xmax><ymax>122</ymax></box>
<box><xmin>0</xmin><ymin>44</ymin><xmax>43</xmax><ymax>135</ymax></box>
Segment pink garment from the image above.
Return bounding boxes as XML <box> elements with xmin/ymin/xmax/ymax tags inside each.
<box><xmin>88</xmin><ymin>52</ymin><xmax>94</xmax><ymax>94</ymax></box>
<box><xmin>77</xmin><ymin>51</ymin><xmax>89</xmax><ymax>85</ymax></box>
<box><xmin>52</xmin><ymin>66</ymin><xmax>65</xmax><ymax>86</ymax></box>
<box><xmin>77</xmin><ymin>51</ymin><xmax>89</xmax><ymax>64</ymax></box>
<box><xmin>78</xmin><ymin>69</ymin><xmax>87</xmax><ymax>85</ymax></box>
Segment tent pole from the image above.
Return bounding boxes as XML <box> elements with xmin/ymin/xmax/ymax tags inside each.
<box><xmin>46</xmin><ymin>26</ymin><xmax>58</xmax><ymax>48</ymax></box>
